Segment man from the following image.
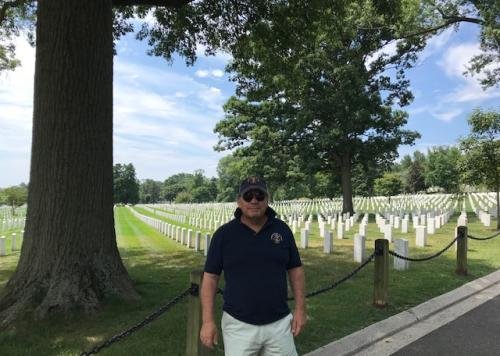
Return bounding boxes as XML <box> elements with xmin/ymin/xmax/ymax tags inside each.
<box><xmin>200</xmin><ymin>176</ymin><xmax>306</xmax><ymax>355</ymax></box>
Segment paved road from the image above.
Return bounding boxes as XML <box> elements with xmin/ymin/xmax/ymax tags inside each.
<box><xmin>392</xmin><ymin>295</ymin><xmax>500</xmax><ymax>356</ymax></box>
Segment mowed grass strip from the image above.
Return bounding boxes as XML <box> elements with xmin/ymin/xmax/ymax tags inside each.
<box><xmin>0</xmin><ymin>207</ymin><xmax>498</xmax><ymax>355</ymax></box>
<box><xmin>0</xmin><ymin>207</ymin><xmax>214</xmax><ymax>356</ymax></box>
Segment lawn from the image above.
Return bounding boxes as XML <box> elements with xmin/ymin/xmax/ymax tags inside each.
<box><xmin>0</xmin><ymin>206</ymin><xmax>498</xmax><ymax>355</ymax></box>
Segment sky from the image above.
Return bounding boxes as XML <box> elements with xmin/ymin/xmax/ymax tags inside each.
<box><xmin>0</xmin><ymin>21</ymin><xmax>499</xmax><ymax>188</ymax></box>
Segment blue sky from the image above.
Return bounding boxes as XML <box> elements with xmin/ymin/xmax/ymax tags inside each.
<box><xmin>0</xmin><ymin>22</ymin><xmax>499</xmax><ymax>188</ymax></box>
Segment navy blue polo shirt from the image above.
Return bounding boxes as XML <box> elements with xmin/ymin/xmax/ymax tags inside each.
<box><xmin>204</xmin><ymin>207</ymin><xmax>302</xmax><ymax>325</ymax></box>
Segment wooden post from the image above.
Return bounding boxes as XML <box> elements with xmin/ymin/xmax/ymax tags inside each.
<box><xmin>186</xmin><ymin>270</ymin><xmax>213</xmax><ymax>356</ymax></box>
<box><xmin>456</xmin><ymin>226</ymin><xmax>468</xmax><ymax>275</ymax></box>
<box><xmin>373</xmin><ymin>239</ymin><xmax>389</xmax><ymax>308</ymax></box>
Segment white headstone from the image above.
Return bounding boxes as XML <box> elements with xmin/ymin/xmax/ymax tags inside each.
<box><xmin>0</xmin><ymin>236</ymin><xmax>5</xmax><ymax>256</ymax></box>
<box><xmin>401</xmin><ymin>219</ymin><xmax>408</xmax><ymax>234</ymax></box>
<box><xmin>359</xmin><ymin>223</ymin><xmax>366</xmax><ymax>237</ymax></box>
<box><xmin>354</xmin><ymin>234</ymin><xmax>366</xmax><ymax>263</ymax></box>
<box><xmin>427</xmin><ymin>218</ymin><xmax>435</xmax><ymax>234</ymax></box>
<box><xmin>194</xmin><ymin>231</ymin><xmax>201</xmax><ymax>251</ymax></box>
<box><xmin>204</xmin><ymin>234</ymin><xmax>211</xmax><ymax>256</ymax></box>
<box><xmin>384</xmin><ymin>224</ymin><xmax>392</xmax><ymax>243</ymax></box>
<box><xmin>394</xmin><ymin>216</ymin><xmax>400</xmax><ymax>229</ymax></box>
<box><xmin>394</xmin><ymin>239</ymin><xmax>409</xmax><ymax>271</ymax></box>
<box><xmin>337</xmin><ymin>222</ymin><xmax>344</xmax><ymax>239</ymax></box>
<box><xmin>345</xmin><ymin>218</ymin><xmax>351</xmax><ymax>232</ymax></box>
<box><xmin>300</xmin><ymin>228</ymin><xmax>308</xmax><ymax>249</ymax></box>
<box><xmin>323</xmin><ymin>230</ymin><xmax>332</xmax><ymax>254</ymax></box>
<box><xmin>416</xmin><ymin>226</ymin><xmax>427</xmax><ymax>247</ymax></box>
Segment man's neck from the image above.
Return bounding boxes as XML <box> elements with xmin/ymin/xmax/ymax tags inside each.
<box><xmin>241</xmin><ymin>215</ymin><xmax>268</xmax><ymax>233</ymax></box>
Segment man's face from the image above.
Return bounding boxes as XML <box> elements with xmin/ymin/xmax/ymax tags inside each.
<box><xmin>237</xmin><ymin>189</ymin><xmax>268</xmax><ymax>219</ymax></box>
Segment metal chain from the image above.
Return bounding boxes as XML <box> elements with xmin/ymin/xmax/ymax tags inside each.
<box><xmin>388</xmin><ymin>237</ymin><xmax>458</xmax><ymax>262</ymax></box>
<box><xmin>468</xmin><ymin>231</ymin><xmax>500</xmax><ymax>241</ymax></box>
<box><xmin>80</xmin><ymin>286</ymin><xmax>194</xmax><ymax>356</ymax></box>
<box><xmin>216</xmin><ymin>254</ymin><xmax>375</xmax><ymax>301</ymax></box>
<box><xmin>288</xmin><ymin>252</ymin><xmax>375</xmax><ymax>300</ymax></box>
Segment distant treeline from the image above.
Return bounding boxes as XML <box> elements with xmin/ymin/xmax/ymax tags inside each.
<box><xmin>112</xmin><ymin>143</ymin><xmax>492</xmax><ymax>205</ymax></box>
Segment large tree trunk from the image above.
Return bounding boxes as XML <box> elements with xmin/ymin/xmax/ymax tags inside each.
<box><xmin>0</xmin><ymin>0</ymin><xmax>137</xmax><ymax>325</ymax></box>
<box><xmin>339</xmin><ymin>154</ymin><xmax>355</xmax><ymax>215</ymax></box>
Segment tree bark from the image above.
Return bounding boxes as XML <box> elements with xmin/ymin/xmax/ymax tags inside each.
<box><xmin>0</xmin><ymin>0</ymin><xmax>137</xmax><ymax>325</ymax></box>
<box><xmin>339</xmin><ymin>154</ymin><xmax>355</xmax><ymax>215</ymax></box>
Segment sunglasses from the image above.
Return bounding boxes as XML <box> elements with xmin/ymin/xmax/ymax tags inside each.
<box><xmin>242</xmin><ymin>190</ymin><xmax>267</xmax><ymax>202</ymax></box>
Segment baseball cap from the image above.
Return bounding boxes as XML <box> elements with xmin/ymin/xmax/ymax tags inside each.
<box><xmin>238</xmin><ymin>176</ymin><xmax>268</xmax><ymax>196</ymax></box>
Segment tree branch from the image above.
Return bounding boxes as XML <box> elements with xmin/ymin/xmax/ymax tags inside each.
<box><xmin>399</xmin><ymin>16</ymin><xmax>483</xmax><ymax>40</ymax></box>
<box><xmin>359</xmin><ymin>15</ymin><xmax>483</xmax><ymax>41</ymax></box>
<box><xmin>112</xmin><ymin>0</ymin><xmax>192</xmax><ymax>7</ymax></box>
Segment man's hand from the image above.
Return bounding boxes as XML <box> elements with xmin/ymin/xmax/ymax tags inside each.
<box><xmin>291</xmin><ymin>308</ymin><xmax>307</xmax><ymax>337</ymax></box>
<box><xmin>200</xmin><ymin>321</ymin><xmax>218</xmax><ymax>349</ymax></box>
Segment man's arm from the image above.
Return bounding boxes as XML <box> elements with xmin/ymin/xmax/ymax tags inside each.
<box><xmin>200</xmin><ymin>272</ymin><xmax>220</xmax><ymax>349</ymax></box>
<box><xmin>288</xmin><ymin>266</ymin><xmax>306</xmax><ymax>337</ymax></box>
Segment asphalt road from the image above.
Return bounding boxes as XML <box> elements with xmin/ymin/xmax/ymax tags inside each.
<box><xmin>392</xmin><ymin>295</ymin><xmax>500</xmax><ymax>356</ymax></box>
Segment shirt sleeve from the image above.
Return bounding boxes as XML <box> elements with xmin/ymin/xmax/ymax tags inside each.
<box><xmin>204</xmin><ymin>226</ymin><xmax>224</xmax><ymax>275</ymax></box>
<box><xmin>286</xmin><ymin>225</ymin><xmax>302</xmax><ymax>270</ymax></box>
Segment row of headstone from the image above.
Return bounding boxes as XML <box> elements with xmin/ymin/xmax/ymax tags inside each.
<box><xmin>128</xmin><ymin>207</ymin><xmax>212</xmax><ymax>255</ymax></box>
<box><xmin>0</xmin><ymin>217</ymin><xmax>25</xmax><ymax>233</ymax></box>
<box><xmin>0</xmin><ymin>231</ymin><xmax>24</xmax><ymax>256</ymax></box>
<box><xmin>273</xmin><ymin>194</ymin><xmax>454</xmax><ymax>219</ymax></box>
<box><xmin>141</xmin><ymin>205</ymin><xmax>186</xmax><ymax>224</ymax></box>
<box><xmin>470</xmin><ymin>192</ymin><xmax>497</xmax><ymax>217</ymax></box>
<box><xmin>298</xmin><ymin>224</ymin><xmax>411</xmax><ymax>271</ymax></box>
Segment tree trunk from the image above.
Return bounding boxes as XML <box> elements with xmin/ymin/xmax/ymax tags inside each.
<box><xmin>340</xmin><ymin>154</ymin><xmax>355</xmax><ymax>215</ymax></box>
<box><xmin>0</xmin><ymin>0</ymin><xmax>137</xmax><ymax>325</ymax></box>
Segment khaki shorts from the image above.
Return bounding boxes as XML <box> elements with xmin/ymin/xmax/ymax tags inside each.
<box><xmin>221</xmin><ymin>312</ymin><xmax>298</xmax><ymax>356</ymax></box>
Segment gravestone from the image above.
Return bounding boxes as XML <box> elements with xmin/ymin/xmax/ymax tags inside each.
<box><xmin>394</xmin><ymin>239</ymin><xmax>409</xmax><ymax>271</ymax></box>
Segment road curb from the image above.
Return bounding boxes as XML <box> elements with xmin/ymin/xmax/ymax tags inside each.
<box><xmin>305</xmin><ymin>269</ymin><xmax>500</xmax><ymax>356</ymax></box>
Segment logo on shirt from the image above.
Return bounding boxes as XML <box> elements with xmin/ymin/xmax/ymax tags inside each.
<box><xmin>270</xmin><ymin>233</ymin><xmax>283</xmax><ymax>244</ymax></box>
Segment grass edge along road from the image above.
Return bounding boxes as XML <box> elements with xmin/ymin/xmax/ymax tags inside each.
<box><xmin>0</xmin><ymin>206</ymin><xmax>498</xmax><ymax>355</ymax></box>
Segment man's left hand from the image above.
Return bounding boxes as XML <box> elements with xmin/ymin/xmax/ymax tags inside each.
<box><xmin>291</xmin><ymin>308</ymin><xmax>307</xmax><ymax>337</ymax></box>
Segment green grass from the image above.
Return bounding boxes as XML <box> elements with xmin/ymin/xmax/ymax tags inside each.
<box><xmin>0</xmin><ymin>207</ymin><xmax>498</xmax><ymax>355</ymax></box>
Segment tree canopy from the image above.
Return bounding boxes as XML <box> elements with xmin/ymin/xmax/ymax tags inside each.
<box><xmin>0</xmin><ymin>183</ymin><xmax>28</xmax><ymax>214</ymax></box>
<box><xmin>113</xmin><ymin>163</ymin><xmax>140</xmax><ymax>204</ymax></box>
<box><xmin>459</xmin><ymin>109</ymin><xmax>499</xmax><ymax>227</ymax></box>
<box><xmin>215</xmin><ymin>0</ymin><xmax>422</xmax><ymax>213</ymax></box>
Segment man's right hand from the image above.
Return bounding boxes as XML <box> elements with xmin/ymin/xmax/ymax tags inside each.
<box><xmin>200</xmin><ymin>321</ymin><xmax>218</xmax><ymax>349</ymax></box>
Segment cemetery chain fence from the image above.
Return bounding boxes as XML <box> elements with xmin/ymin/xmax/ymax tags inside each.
<box><xmin>467</xmin><ymin>231</ymin><xmax>500</xmax><ymax>241</ymax></box>
<box><xmin>388</xmin><ymin>236</ymin><xmax>458</xmax><ymax>262</ymax></box>
<box><xmin>80</xmin><ymin>286</ymin><xmax>195</xmax><ymax>356</ymax></box>
<box><xmin>302</xmin><ymin>252</ymin><xmax>375</xmax><ymax>299</ymax></box>
<box><xmin>80</xmin><ymin>227</ymin><xmax>498</xmax><ymax>355</ymax></box>
<box><xmin>80</xmin><ymin>253</ymin><xmax>376</xmax><ymax>355</ymax></box>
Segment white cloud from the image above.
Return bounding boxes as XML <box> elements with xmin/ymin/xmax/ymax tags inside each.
<box><xmin>211</xmin><ymin>69</ymin><xmax>224</xmax><ymax>77</ymax></box>
<box><xmin>365</xmin><ymin>40</ymin><xmax>399</xmax><ymax>69</ymax></box>
<box><xmin>439</xmin><ymin>42</ymin><xmax>478</xmax><ymax>78</ymax></box>
<box><xmin>418</xmin><ymin>27</ymin><xmax>455</xmax><ymax>63</ymax></box>
<box><xmin>431</xmin><ymin>108</ymin><xmax>463</xmax><ymax>122</ymax></box>
<box><xmin>175</xmin><ymin>91</ymin><xmax>188</xmax><ymax>98</ymax></box>
<box><xmin>195</xmin><ymin>68</ymin><xmax>225</xmax><ymax>79</ymax></box>
<box><xmin>195</xmin><ymin>44</ymin><xmax>233</xmax><ymax>64</ymax></box>
<box><xmin>0</xmin><ymin>38</ymin><xmax>35</xmax><ymax>186</ymax></box>
<box><xmin>439</xmin><ymin>42</ymin><xmax>500</xmax><ymax>103</ymax></box>
<box><xmin>0</xmin><ymin>36</ymin><xmax>231</xmax><ymax>186</ymax></box>
<box><xmin>195</xmin><ymin>70</ymin><xmax>209</xmax><ymax>78</ymax></box>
